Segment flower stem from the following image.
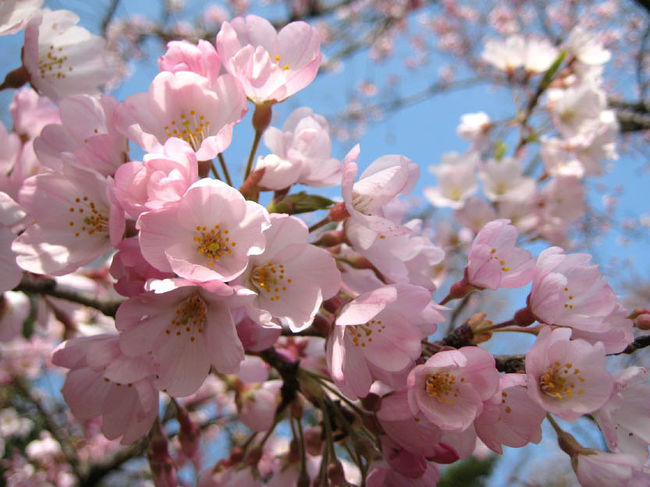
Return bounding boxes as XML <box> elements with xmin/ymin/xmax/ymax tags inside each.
<box><xmin>308</xmin><ymin>215</ymin><xmax>332</xmax><ymax>233</ymax></box>
<box><xmin>244</xmin><ymin>129</ymin><xmax>263</xmax><ymax>181</ymax></box>
<box><xmin>218</xmin><ymin>153</ymin><xmax>232</xmax><ymax>186</ymax></box>
<box><xmin>209</xmin><ymin>161</ymin><xmax>221</xmax><ymax>180</ymax></box>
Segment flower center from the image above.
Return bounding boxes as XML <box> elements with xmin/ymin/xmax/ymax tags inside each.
<box><xmin>351</xmin><ymin>191</ymin><xmax>374</xmax><ymax>215</ymax></box>
<box><xmin>346</xmin><ymin>319</ymin><xmax>385</xmax><ymax>348</ymax></box>
<box><xmin>165</xmin><ymin>110</ymin><xmax>212</xmax><ymax>151</ymax></box>
<box><xmin>68</xmin><ymin>196</ymin><xmax>108</xmax><ymax>238</ymax></box>
<box><xmin>489</xmin><ymin>248</ymin><xmax>511</xmax><ymax>272</ymax></box>
<box><xmin>424</xmin><ymin>371</ymin><xmax>462</xmax><ymax>406</ymax></box>
<box><xmin>539</xmin><ymin>361</ymin><xmax>585</xmax><ymax>399</ymax></box>
<box><xmin>268</xmin><ymin>53</ymin><xmax>290</xmax><ymax>71</ymax></box>
<box><xmin>39</xmin><ymin>44</ymin><xmax>72</xmax><ymax>80</ymax></box>
<box><xmin>165</xmin><ymin>294</ymin><xmax>207</xmax><ymax>343</ymax></box>
<box><xmin>250</xmin><ymin>261</ymin><xmax>291</xmax><ymax>302</ymax></box>
<box><xmin>563</xmin><ymin>286</ymin><xmax>575</xmax><ymax>310</ymax></box>
<box><xmin>193</xmin><ymin>224</ymin><xmax>236</xmax><ymax>267</ymax></box>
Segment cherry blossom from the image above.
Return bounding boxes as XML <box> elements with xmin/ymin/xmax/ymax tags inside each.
<box><xmin>23</xmin><ymin>9</ymin><xmax>117</xmax><ymax>101</ymax></box>
<box><xmin>138</xmin><ymin>178</ymin><xmax>270</xmax><ymax>282</ymax></box>
<box><xmin>34</xmin><ymin>94</ymin><xmax>127</xmax><ymax>177</ymax></box>
<box><xmin>406</xmin><ymin>346</ymin><xmax>499</xmax><ymax>432</ymax></box>
<box><xmin>0</xmin><ymin>0</ymin><xmax>43</xmax><ymax>36</ymax></box>
<box><xmin>424</xmin><ymin>151</ymin><xmax>479</xmax><ymax>209</ymax></box>
<box><xmin>525</xmin><ymin>326</ymin><xmax>614</xmax><ymax>421</ymax></box>
<box><xmin>327</xmin><ymin>285</ymin><xmax>431</xmax><ymax>399</ymax></box>
<box><xmin>52</xmin><ymin>334</ymin><xmax>159</xmax><ymax>444</ymax></box>
<box><xmin>116</xmin><ymin>281</ymin><xmax>245</xmax><ymax>397</ymax></box>
<box><xmin>474</xmin><ymin>374</ymin><xmax>546</xmax><ymax>454</ymax></box>
<box><xmin>158</xmin><ymin>39</ymin><xmax>221</xmax><ymax>85</ymax></box>
<box><xmin>465</xmin><ymin>219</ymin><xmax>535</xmax><ymax>290</ymax></box>
<box><xmin>255</xmin><ymin>107</ymin><xmax>342</xmax><ymax>189</ymax></box>
<box><xmin>528</xmin><ymin>247</ymin><xmax>618</xmax><ymax>331</ymax></box>
<box><xmin>114</xmin><ymin>71</ymin><xmax>247</xmax><ymax>160</ymax></box>
<box><xmin>342</xmin><ymin>145</ymin><xmax>419</xmax><ymax>249</ymax></box>
<box><xmin>216</xmin><ymin>14</ymin><xmax>321</xmax><ymax>104</ymax></box>
<box><xmin>111</xmin><ymin>138</ymin><xmax>198</xmax><ymax>219</ymax></box>
<box><xmin>594</xmin><ymin>367</ymin><xmax>650</xmax><ymax>462</ymax></box>
<box><xmin>233</xmin><ymin>214</ymin><xmax>340</xmax><ymax>332</ymax></box>
<box><xmin>12</xmin><ymin>164</ymin><xmax>114</xmax><ymax>275</ymax></box>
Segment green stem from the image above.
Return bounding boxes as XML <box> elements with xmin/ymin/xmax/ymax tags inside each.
<box><xmin>218</xmin><ymin>153</ymin><xmax>232</xmax><ymax>186</ymax></box>
<box><xmin>546</xmin><ymin>413</ymin><xmax>563</xmax><ymax>436</ymax></box>
<box><xmin>244</xmin><ymin>129</ymin><xmax>263</xmax><ymax>181</ymax></box>
<box><xmin>492</xmin><ymin>325</ymin><xmax>541</xmax><ymax>335</ymax></box>
<box><xmin>474</xmin><ymin>319</ymin><xmax>515</xmax><ymax>334</ymax></box>
<box><xmin>308</xmin><ymin>215</ymin><xmax>332</xmax><ymax>233</ymax></box>
<box><xmin>209</xmin><ymin>161</ymin><xmax>221</xmax><ymax>180</ymax></box>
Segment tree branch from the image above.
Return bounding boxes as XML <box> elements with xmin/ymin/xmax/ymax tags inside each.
<box><xmin>14</xmin><ymin>274</ymin><xmax>123</xmax><ymax>318</ymax></box>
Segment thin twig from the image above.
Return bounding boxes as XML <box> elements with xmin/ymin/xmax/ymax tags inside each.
<box><xmin>14</xmin><ymin>274</ymin><xmax>123</xmax><ymax>317</ymax></box>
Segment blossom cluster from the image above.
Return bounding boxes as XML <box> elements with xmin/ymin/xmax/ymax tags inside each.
<box><xmin>425</xmin><ymin>26</ymin><xmax>618</xmax><ymax>247</ymax></box>
<box><xmin>0</xmin><ymin>2</ymin><xmax>648</xmax><ymax>487</ymax></box>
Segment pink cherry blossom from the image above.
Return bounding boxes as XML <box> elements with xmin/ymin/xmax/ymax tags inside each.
<box><xmin>346</xmin><ymin>216</ymin><xmax>446</xmax><ymax>293</ymax></box>
<box><xmin>0</xmin><ymin>191</ymin><xmax>25</xmax><ymax>292</ymax></box>
<box><xmin>482</xmin><ymin>35</ymin><xmax>525</xmax><ymax>73</ymax></box>
<box><xmin>479</xmin><ymin>157</ymin><xmax>535</xmax><ymax>202</ymax></box>
<box><xmin>116</xmin><ymin>281</ymin><xmax>245</xmax><ymax>397</ymax></box>
<box><xmin>235</xmin><ymin>313</ymin><xmax>282</xmax><ymax>352</ymax></box>
<box><xmin>342</xmin><ymin>145</ymin><xmax>419</xmax><ymax>249</ymax></box>
<box><xmin>456</xmin><ymin>112</ymin><xmax>490</xmax><ymax>150</ymax></box>
<box><xmin>34</xmin><ymin>94</ymin><xmax>127</xmax><ymax>177</ymax></box>
<box><xmin>238</xmin><ymin>380</ymin><xmax>281</xmax><ymax>432</ymax></box>
<box><xmin>216</xmin><ymin>15</ymin><xmax>321</xmax><ymax>104</ymax></box>
<box><xmin>10</xmin><ymin>87</ymin><xmax>60</xmax><ymax>141</ymax></box>
<box><xmin>528</xmin><ymin>247</ymin><xmax>618</xmax><ymax>331</ymax></box>
<box><xmin>52</xmin><ymin>334</ymin><xmax>159</xmax><ymax>445</ymax></box>
<box><xmin>366</xmin><ymin>461</ymin><xmax>439</xmax><ymax>487</ymax></box>
<box><xmin>525</xmin><ymin>326</ymin><xmax>614</xmax><ymax>421</ymax></box>
<box><xmin>0</xmin><ymin>0</ymin><xmax>43</xmax><ymax>36</ymax></box>
<box><xmin>111</xmin><ymin>138</ymin><xmax>198</xmax><ymax>219</ymax></box>
<box><xmin>570</xmin><ymin>305</ymin><xmax>634</xmax><ymax>354</ymax></box>
<box><xmin>158</xmin><ymin>39</ymin><xmax>221</xmax><ymax>85</ymax></box>
<box><xmin>109</xmin><ymin>238</ymin><xmax>174</xmax><ymax>297</ymax></box>
<box><xmin>406</xmin><ymin>346</ymin><xmax>499</xmax><ymax>432</ymax></box>
<box><xmin>474</xmin><ymin>374</ymin><xmax>546</xmax><ymax>454</ymax></box>
<box><xmin>466</xmin><ymin>219</ymin><xmax>535</xmax><ymax>290</ymax></box>
<box><xmin>255</xmin><ymin>107</ymin><xmax>342</xmax><ymax>189</ymax></box>
<box><xmin>574</xmin><ymin>451</ymin><xmax>650</xmax><ymax>487</ymax></box>
<box><xmin>594</xmin><ymin>367</ymin><xmax>650</xmax><ymax>462</ymax></box>
<box><xmin>376</xmin><ymin>389</ymin><xmax>444</xmax><ymax>458</ymax></box>
<box><xmin>234</xmin><ymin>214</ymin><xmax>340</xmax><ymax>332</ymax></box>
<box><xmin>12</xmin><ymin>165</ymin><xmax>115</xmax><ymax>275</ymax></box>
<box><xmin>114</xmin><ymin>71</ymin><xmax>247</xmax><ymax>160</ymax></box>
<box><xmin>424</xmin><ymin>151</ymin><xmax>479</xmax><ymax>209</ymax></box>
<box><xmin>23</xmin><ymin>9</ymin><xmax>117</xmax><ymax>101</ymax></box>
<box><xmin>327</xmin><ymin>285</ymin><xmax>430</xmax><ymax>399</ymax></box>
<box><xmin>565</xmin><ymin>26</ymin><xmax>611</xmax><ymax>66</ymax></box>
<box><xmin>454</xmin><ymin>197</ymin><xmax>497</xmax><ymax>233</ymax></box>
<box><xmin>138</xmin><ymin>178</ymin><xmax>270</xmax><ymax>282</ymax></box>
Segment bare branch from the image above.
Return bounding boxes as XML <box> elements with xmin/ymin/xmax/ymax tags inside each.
<box><xmin>101</xmin><ymin>0</ymin><xmax>121</xmax><ymax>34</ymax></box>
<box><xmin>14</xmin><ymin>274</ymin><xmax>123</xmax><ymax>318</ymax></box>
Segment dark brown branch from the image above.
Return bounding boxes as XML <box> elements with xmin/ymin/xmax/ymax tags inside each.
<box><xmin>634</xmin><ymin>0</ymin><xmax>650</xmax><ymax>16</ymax></box>
<box><xmin>14</xmin><ymin>274</ymin><xmax>123</xmax><ymax>318</ymax></box>
<box><xmin>494</xmin><ymin>355</ymin><xmax>526</xmax><ymax>373</ymax></box>
<box><xmin>609</xmin><ymin>99</ymin><xmax>650</xmax><ymax>133</ymax></box>
<box><xmin>102</xmin><ymin>0</ymin><xmax>121</xmax><ymax>34</ymax></box>
<box><xmin>259</xmin><ymin>347</ymin><xmax>300</xmax><ymax>413</ymax></box>
<box><xmin>617</xmin><ymin>334</ymin><xmax>650</xmax><ymax>355</ymax></box>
